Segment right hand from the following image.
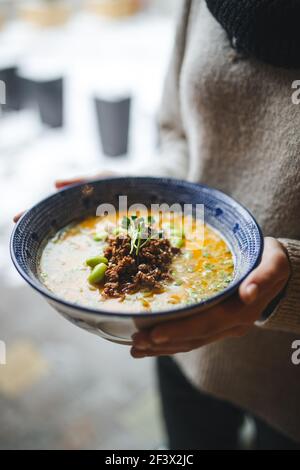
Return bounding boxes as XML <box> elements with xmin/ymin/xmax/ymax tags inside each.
<box><xmin>13</xmin><ymin>171</ymin><xmax>117</xmax><ymax>223</ymax></box>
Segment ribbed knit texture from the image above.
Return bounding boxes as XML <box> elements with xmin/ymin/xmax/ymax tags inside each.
<box><xmin>205</xmin><ymin>0</ymin><xmax>300</xmax><ymax>68</ymax></box>
<box><xmin>135</xmin><ymin>0</ymin><xmax>300</xmax><ymax>442</ymax></box>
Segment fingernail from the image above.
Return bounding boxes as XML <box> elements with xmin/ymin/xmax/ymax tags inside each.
<box><xmin>131</xmin><ymin>349</ymin><xmax>146</xmax><ymax>359</ymax></box>
<box><xmin>13</xmin><ymin>212</ymin><xmax>24</xmax><ymax>223</ymax></box>
<box><xmin>151</xmin><ymin>331</ymin><xmax>169</xmax><ymax>345</ymax></box>
<box><xmin>245</xmin><ymin>284</ymin><xmax>258</xmax><ymax>304</ymax></box>
<box><xmin>134</xmin><ymin>340</ymin><xmax>151</xmax><ymax>351</ymax></box>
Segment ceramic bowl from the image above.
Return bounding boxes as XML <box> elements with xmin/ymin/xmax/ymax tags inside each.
<box><xmin>10</xmin><ymin>177</ymin><xmax>263</xmax><ymax>345</ymax></box>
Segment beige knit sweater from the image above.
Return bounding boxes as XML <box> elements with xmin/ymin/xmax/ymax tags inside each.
<box><xmin>137</xmin><ymin>0</ymin><xmax>300</xmax><ymax>441</ymax></box>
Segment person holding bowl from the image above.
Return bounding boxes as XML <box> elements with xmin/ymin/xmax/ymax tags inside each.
<box><xmin>15</xmin><ymin>0</ymin><xmax>300</xmax><ymax>450</ymax></box>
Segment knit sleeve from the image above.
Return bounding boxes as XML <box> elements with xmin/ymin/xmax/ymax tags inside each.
<box><xmin>257</xmin><ymin>239</ymin><xmax>300</xmax><ymax>334</ymax></box>
<box><xmin>131</xmin><ymin>0</ymin><xmax>192</xmax><ymax>179</ymax></box>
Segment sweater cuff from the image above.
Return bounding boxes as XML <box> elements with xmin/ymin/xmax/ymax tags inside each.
<box><xmin>257</xmin><ymin>239</ymin><xmax>300</xmax><ymax>334</ymax></box>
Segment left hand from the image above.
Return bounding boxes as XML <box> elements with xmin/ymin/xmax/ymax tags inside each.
<box><xmin>131</xmin><ymin>237</ymin><xmax>291</xmax><ymax>358</ymax></box>
<box><xmin>13</xmin><ymin>171</ymin><xmax>117</xmax><ymax>223</ymax></box>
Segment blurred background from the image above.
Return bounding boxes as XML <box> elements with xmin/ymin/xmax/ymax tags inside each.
<box><xmin>0</xmin><ymin>0</ymin><xmax>182</xmax><ymax>449</ymax></box>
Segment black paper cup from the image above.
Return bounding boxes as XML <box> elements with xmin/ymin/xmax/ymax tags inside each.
<box><xmin>34</xmin><ymin>77</ymin><xmax>64</xmax><ymax>128</ymax></box>
<box><xmin>0</xmin><ymin>66</ymin><xmax>22</xmax><ymax>111</ymax></box>
<box><xmin>94</xmin><ymin>96</ymin><xmax>131</xmax><ymax>157</ymax></box>
<box><xmin>17</xmin><ymin>77</ymin><xmax>37</xmax><ymax>110</ymax></box>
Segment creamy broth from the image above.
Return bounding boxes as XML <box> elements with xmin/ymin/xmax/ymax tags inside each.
<box><xmin>39</xmin><ymin>213</ymin><xmax>234</xmax><ymax>313</ymax></box>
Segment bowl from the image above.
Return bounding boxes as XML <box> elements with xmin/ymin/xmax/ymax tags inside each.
<box><xmin>10</xmin><ymin>177</ymin><xmax>263</xmax><ymax>345</ymax></box>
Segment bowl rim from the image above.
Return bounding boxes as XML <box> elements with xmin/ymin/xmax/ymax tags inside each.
<box><xmin>10</xmin><ymin>176</ymin><xmax>264</xmax><ymax>319</ymax></box>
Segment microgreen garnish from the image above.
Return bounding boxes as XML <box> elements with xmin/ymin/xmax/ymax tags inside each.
<box><xmin>121</xmin><ymin>215</ymin><xmax>157</xmax><ymax>256</ymax></box>
<box><xmin>121</xmin><ymin>216</ymin><xmax>131</xmax><ymax>230</ymax></box>
<box><xmin>147</xmin><ymin>215</ymin><xmax>155</xmax><ymax>224</ymax></box>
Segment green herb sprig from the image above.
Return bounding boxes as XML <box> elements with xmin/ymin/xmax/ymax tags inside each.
<box><xmin>121</xmin><ymin>215</ymin><xmax>160</xmax><ymax>257</ymax></box>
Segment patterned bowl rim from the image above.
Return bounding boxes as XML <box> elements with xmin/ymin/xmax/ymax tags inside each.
<box><xmin>10</xmin><ymin>177</ymin><xmax>264</xmax><ymax>319</ymax></box>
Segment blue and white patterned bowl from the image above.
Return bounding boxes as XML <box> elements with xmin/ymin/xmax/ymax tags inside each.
<box><xmin>10</xmin><ymin>177</ymin><xmax>263</xmax><ymax>344</ymax></box>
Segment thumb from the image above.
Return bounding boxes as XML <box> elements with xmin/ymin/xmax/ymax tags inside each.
<box><xmin>239</xmin><ymin>237</ymin><xmax>289</xmax><ymax>305</ymax></box>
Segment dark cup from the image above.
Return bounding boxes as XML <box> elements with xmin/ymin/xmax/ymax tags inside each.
<box><xmin>17</xmin><ymin>77</ymin><xmax>37</xmax><ymax>110</ymax></box>
<box><xmin>0</xmin><ymin>66</ymin><xmax>22</xmax><ymax>112</ymax></box>
<box><xmin>33</xmin><ymin>77</ymin><xmax>64</xmax><ymax>128</ymax></box>
<box><xmin>94</xmin><ymin>96</ymin><xmax>131</xmax><ymax>157</ymax></box>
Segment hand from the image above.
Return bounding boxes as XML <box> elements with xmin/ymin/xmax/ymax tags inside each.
<box><xmin>131</xmin><ymin>237</ymin><xmax>291</xmax><ymax>358</ymax></box>
<box><xmin>13</xmin><ymin>171</ymin><xmax>117</xmax><ymax>223</ymax></box>
<box><xmin>54</xmin><ymin>171</ymin><xmax>116</xmax><ymax>189</ymax></box>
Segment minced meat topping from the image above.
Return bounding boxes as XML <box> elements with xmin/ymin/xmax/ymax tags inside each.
<box><xmin>102</xmin><ymin>235</ymin><xmax>180</xmax><ymax>298</ymax></box>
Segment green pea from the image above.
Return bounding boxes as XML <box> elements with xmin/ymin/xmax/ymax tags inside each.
<box><xmin>170</xmin><ymin>237</ymin><xmax>184</xmax><ymax>248</ymax></box>
<box><xmin>86</xmin><ymin>256</ymin><xmax>108</xmax><ymax>268</ymax></box>
<box><xmin>93</xmin><ymin>232</ymin><xmax>108</xmax><ymax>242</ymax></box>
<box><xmin>88</xmin><ymin>263</ymin><xmax>108</xmax><ymax>284</ymax></box>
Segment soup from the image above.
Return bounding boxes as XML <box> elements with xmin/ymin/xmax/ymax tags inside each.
<box><xmin>39</xmin><ymin>212</ymin><xmax>234</xmax><ymax>313</ymax></box>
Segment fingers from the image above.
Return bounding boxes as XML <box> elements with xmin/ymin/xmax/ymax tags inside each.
<box><xmin>147</xmin><ymin>295</ymin><xmax>244</xmax><ymax>345</ymax></box>
<box><xmin>55</xmin><ymin>177</ymin><xmax>87</xmax><ymax>189</ymax></box>
<box><xmin>55</xmin><ymin>172</ymin><xmax>117</xmax><ymax>190</ymax></box>
<box><xmin>132</xmin><ymin>283</ymin><xmax>278</xmax><ymax>355</ymax></box>
<box><xmin>131</xmin><ymin>326</ymin><xmax>248</xmax><ymax>358</ymax></box>
<box><xmin>131</xmin><ymin>340</ymin><xmax>201</xmax><ymax>357</ymax></box>
<box><xmin>13</xmin><ymin>211</ymin><xmax>25</xmax><ymax>223</ymax></box>
<box><xmin>14</xmin><ymin>177</ymin><xmax>88</xmax><ymax>223</ymax></box>
<box><xmin>239</xmin><ymin>237</ymin><xmax>290</xmax><ymax>305</ymax></box>
<box><xmin>14</xmin><ymin>178</ymin><xmax>87</xmax><ymax>223</ymax></box>
<box><xmin>130</xmin><ymin>237</ymin><xmax>291</xmax><ymax>359</ymax></box>
<box><xmin>14</xmin><ymin>172</ymin><xmax>118</xmax><ymax>222</ymax></box>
